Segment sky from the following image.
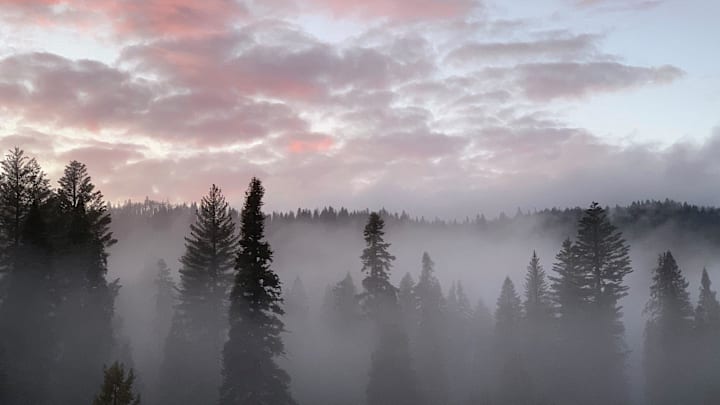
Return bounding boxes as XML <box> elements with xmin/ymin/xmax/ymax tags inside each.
<box><xmin>0</xmin><ymin>0</ymin><xmax>718</xmax><ymax>217</ymax></box>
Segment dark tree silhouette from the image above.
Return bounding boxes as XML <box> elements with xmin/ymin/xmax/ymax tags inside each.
<box><xmin>0</xmin><ymin>148</ymin><xmax>54</xmax><ymax>404</ymax></box>
<box><xmin>52</xmin><ymin>160</ymin><xmax>118</xmax><ymax>405</ymax></box>
<box><xmin>523</xmin><ymin>250</ymin><xmax>552</xmax><ymax>323</ymax></box>
<box><xmin>220</xmin><ymin>178</ymin><xmax>295</xmax><ymax>405</ymax></box>
<box><xmin>360</xmin><ymin>212</ymin><xmax>418</xmax><ymax>405</ymax></box>
<box><xmin>160</xmin><ymin>184</ymin><xmax>237</xmax><ymax>405</ymax></box>
<box><xmin>92</xmin><ymin>362</ymin><xmax>141</xmax><ymax>405</ymax></box>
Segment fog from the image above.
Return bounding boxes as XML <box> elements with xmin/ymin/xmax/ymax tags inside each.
<box><xmin>103</xmin><ymin>200</ymin><xmax>720</xmax><ymax>405</ymax></box>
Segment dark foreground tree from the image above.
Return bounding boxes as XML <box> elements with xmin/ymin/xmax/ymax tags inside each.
<box><xmin>643</xmin><ymin>251</ymin><xmax>694</xmax><ymax>405</ymax></box>
<box><xmin>160</xmin><ymin>184</ymin><xmax>237</xmax><ymax>405</ymax></box>
<box><xmin>0</xmin><ymin>148</ymin><xmax>55</xmax><ymax>404</ymax></box>
<box><xmin>220</xmin><ymin>178</ymin><xmax>295</xmax><ymax>405</ymax></box>
<box><xmin>52</xmin><ymin>160</ymin><xmax>118</xmax><ymax>404</ymax></box>
<box><xmin>361</xmin><ymin>212</ymin><xmax>418</xmax><ymax>405</ymax></box>
<box><xmin>493</xmin><ymin>277</ymin><xmax>530</xmax><ymax>404</ymax></box>
<box><xmin>573</xmin><ymin>202</ymin><xmax>632</xmax><ymax>404</ymax></box>
<box><xmin>93</xmin><ymin>362</ymin><xmax>140</xmax><ymax>405</ymax></box>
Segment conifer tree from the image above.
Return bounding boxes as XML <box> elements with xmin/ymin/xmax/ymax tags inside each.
<box><xmin>470</xmin><ymin>298</ymin><xmax>494</xmax><ymax>403</ymax></box>
<box><xmin>92</xmin><ymin>362</ymin><xmax>140</xmax><ymax>405</ymax></box>
<box><xmin>0</xmin><ymin>148</ymin><xmax>55</xmax><ymax>404</ymax></box>
<box><xmin>398</xmin><ymin>272</ymin><xmax>418</xmax><ymax>332</ymax></box>
<box><xmin>495</xmin><ymin>277</ymin><xmax>522</xmax><ymax>343</ymax></box>
<box><xmin>644</xmin><ymin>251</ymin><xmax>694</xmax><ymax>405</ymax></box>
<box><xmin>694</xmin><ymin>268</ymin><xmax>720</xmax><ymax>402</ymax></box>
<box><xmin>285</xmin><ymin>276</ymin><xmax>310</xmax><ymax>320</ymax></box>
<box><xmin>153</xmin><ymin>259</ymin><xmax>175</xmax><ymax>348</ymax></box>
<box><xmin>549</xmin><ymin>238</ymin><xmax>586</xmax><ymax>322</ymax></box>
<box><xmin>572</xmin><ymin>202</ymin><xmax>632</xmax><ymax>403</ymax></box>
<box><xmin>524</xmin><ymin>251</ymin><xmax>552</xmax><ymax>323</ymax></box>
<box><xmin>413</xmin><ymin>252</ymin><xmax>447</xmax><ymax>405</ymax></box>
<box><xmin>695</xmin><ymin>268</ymin><xmax>720</xmax><ymax>331</ymax></box>
<box><xmin>160</xmin><ymin>184</ymin><xmax>237</xmax><ymax>405</ymax></box>
<box><xmin>360</xmin><ymin>212</ymin><xmax>418</xmax><ymax>405</ymax></box>
<box><xmin>220</xmin><ymin>178</ymin><xmax>295</xmax><ymax>405</ymax></box>
<box><xmin>493</xmin><ymin>277</ymin><xmax>531</xmax><ymax>404</ymax></box>
<box><xmin>52</xmin><ymin>160</ymin><xmax>118</xmax><ymax>404</ymax></box>
<box><xmin>325</xmin><ymin>272</ymin><xmax>360</xmax><ymax>329</ymax></box>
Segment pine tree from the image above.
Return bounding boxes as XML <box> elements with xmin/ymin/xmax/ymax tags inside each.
<box><xmin>695</xmin><ymin>268</ymin><xmax>720</xmax><ymax>331</ymax></box>
<box><xmin>572</xmin><ymin>202</ymin><xmax>632</xmax><ymax>404</ymax></box>
<box><xmin>52</xmin><ymin>160</ymin><xmax>118</xmax><ymax>404</ymax></box>
<box><xmin>549</xmin><ymin>238</ymin><xmax>586</xmax><ymax>322</ymax></box>
<box><xmin>285</xmin><ymin>276</ymin><xmax>310</xmax><ymax>320</ymax></box>
<box><xmin>413</xmin><ymin>252</ymin><xmax>447</xmax><ymax>405</ymax></box>
<box><xmin>92</xmin><ymin>362</ymin><xmax>140</xmax><ymax>405</ymax></box>
<box><xmin>160</xmin><ymin>184</ymin><xmax>237</xmax><ymax>405</ymax></box>
<box><xmin>0</xmin><ymin>148</ymin><xmax>55</xmax><ymax>404</ymax></box>
<box><xmin>524</xmin><ymin>251</ymin><xmax>552</xmax><ymax>323</ymax></box>
<box><xmin>470</xmin><ymin>298</ymin><xmax>493</xmax><ymax>403</ymax></box>
<box><xmin>153</xmin><ymin>259</ymin><xmax>175</xmax><ymax>349</ymax></box>
<box><xmin>398</xmin><ymin>272</ymin><xmax>418</xmax><ymax>331</ymax></box>
<box><xmin>694</xmin><ymin>268</ymin><xmax>720</xmax><ymax>402</ymax></box>
<box><xmin>325</xmin><ymin>272</ymin><xmax>360</xmax><ymax>330</ymax></box>
<box><xmin>495</xmin><ymin>277</ymin><xmax>522</xmax><ymax>344</ymax></box>
<box><xmin>493</xmin><ymin>277</ymin><xmax>530</xmax><ymax>404</ymax></box>
<box><xmin>644</xmin><ymin>251</ymin><xmax>694</xmax><ymax>405</ymax></box>
<box><xmin>361</xmin><ymin>212</ymin><xmax>418</xmax><ymax>405</ymax></box>
<box><xmin>220</xmin><ymin>178</ymin><xmax>295</xmax><ymax>405</ymax></box>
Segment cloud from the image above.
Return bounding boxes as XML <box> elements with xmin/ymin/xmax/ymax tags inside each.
<box><xmin>505</xmin><ymin>62</ymin><xmax>684</xmax><ymax>100</ymax></box>
<box><xmin>304</xmin><ymin>0</ymin><xmax>480</xmax><ymax>21</ymax></box>
<box><xmin>446</xmin><ymin>34</ymin><xmax>601</xmax><ymax>64</ymax></box>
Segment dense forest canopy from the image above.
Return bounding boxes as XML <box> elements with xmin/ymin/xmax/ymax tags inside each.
<box><xmin>1</xmin><ymin>148</ymin><xmax>720</xmax><ymax>405</ymax></box>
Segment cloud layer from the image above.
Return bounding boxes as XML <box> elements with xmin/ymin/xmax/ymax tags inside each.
<box><xmin>0</xmin><ymin>0</ymin><xmax>705</xmax><ymax>217</ymax></box>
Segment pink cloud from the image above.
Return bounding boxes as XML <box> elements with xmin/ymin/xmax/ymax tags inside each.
<box><xmin>306</xmin><ymin>0</ymin><xmax>479</xmax><ymax>21</ymax></box>
<box><xmin>286</xmin><ymin>133</ymin><xmax>335</xmax><ymax>154</ymax></box>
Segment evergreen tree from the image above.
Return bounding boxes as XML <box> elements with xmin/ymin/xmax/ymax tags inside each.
<box><xmin>92</xmin><ymin>362</ymin><xmax>140</xmax><ymax>405</ymax></box>
<box><xmin>695</xmin><ymin>268</ymin><xmax>720</xmax><ymax>331</ymax></box>
<box><xmin>470</xmin><ymin>298</ymin><xmax>494</xmax><ymax>403</ymax></box>
<box><xmin>325</xmin><ymin>272</ymin><xmax>360</xmax><ymax>330</ymax></box>
<box><xmin>160</xmin><ymin>184</ymin><xmax>237</xmax><ymax>405</ymax></box>
<box><xmin>572</xmin><ymin>202</ymin><xmax>632</xmax><ymax>403</ymax></box>
<box><xmin>398</xmin><ymin>272</ymin><xmax>417</xmax><ymax>331</ymax></box>
<box><xmin>495</xmin><ymin>277</ymin><xmax>522</xmax><ymax>344</ymax></box>
<box><xmin>52</xmin><ymin>160</ymin><xmax>118</xmax><ymax>404</ymax></box>
<box><xmin>694</xmin><ymin>268</ymin><xmax>720</xmax><ymax>402</ymax></box>
<box><xmin>523</xmin><ymin>251</ymin><xmax>552</xmax><ymax>323</ymax></box>
<box><xmin>360</xmin><ymin>212</ymin><xmax>418</xmax><ymax>405</ymax></box>
<box><xmin>285</xmin><ymin>276</ymin><xmax>310</xmax><ymax>320</ymax></box>
<box><xmin>0</xmin><ymin>148</ymin><xmax>55</xmax><ymax>404</ymax></box>
<box><xmin>493</xmin><ymin>277</ymin><xmax>530</xmax><ymax>404</ymax></box>
<box><xmin>643</xmin><ymin>251</ymin><xmax>694</xmax><ymax>405</ymax></box>
<box><xmin>220</xmin><ymin>178</ymin><xmax>295</xmax><ymax>405</ymax></box>
<box><xmin>413</xmin><ymin>252</ymin><xmax>447</xmax><ymax>405</ymax></box>
<box><xmin>549</xmin><ymin>238</ymin><xmax>586</xmax><ymax>322</ymax></box>
<box><xmin>153</xmin><ymin>259</ymin><xmax>175</xmax><ymax>350</ymax></box>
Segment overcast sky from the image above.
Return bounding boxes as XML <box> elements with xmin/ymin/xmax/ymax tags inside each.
<box><xmin>0</xmin><ymin>0</ymin><xmax>718</xmax><ymax>217</ymax></box>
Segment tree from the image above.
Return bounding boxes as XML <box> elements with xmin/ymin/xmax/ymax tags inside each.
<box><xmin>549</xmin><ymin>238</ymin><xmax>586</xmax><ymax>322</ymax></box>
<box><xmin>0</xmin><ymin>148</ymin><xmax>55</xmax><ymax>404</ymax></box>
<box><xmin>493</xmin><ymin>277</ymin><xmax>530</xmax><ymax>404</ymax></box>
<box><xmin>572</xmin><ymin>202</ymin><xmax>633</xmax><ymax>404</ymax></box>
<box><xmin>285</xmin><ymin>276</ymin><xmax>310</xmax><ymax>320</ymax></box>
<box><xmin>153</xmin><ymin>259</ymin><xmax>175</xmax><ymax>350</ymax></box>
<box><xmin>92</xmin><ymin>362</ymin><xmax>140</xmax><ymax>405</ymax></box>
<box><xmin>52</xmin><ymin>160</ymin><xmax>118</xmax><ymax>404</ymax></box>
<box><xmin>360</xmin><ymin>212</ymin><xmax>418</xmax><ymax>405</ymax></box>
<box><xmin>413</xmin><ymin>252</ymin><xmax>447</xmax><ymax>405</ymax></box>
<box><xmin>495</xmin><ymin>277</ymin><xmax>522</xmax><ymax>345</ymax></box>
<box><xmin>220</xmin><ymin>178</ymin><xmax>295</xmax><ymax>405</ymax></box>
<box><xmin>694</xmin><ymin>268</ymin><xmax>720</xmax><ymax>402</ymax></box>
<box><xmin>325</xmin><ymin>272</ymin><xmax>360</xmax><ymax>330</ymax></box>
<box><xmin>160</xmin><ymin>184</ymin><xmax>237</xmax><ymax>405</ymax></box>
<box><xmin>695</xmin><ymin>268</ymin><xmax>720</xmax><ymax>331</ymax></box>
<box><xmin>644</xmin><ymin>251</ymin><xmax>694</xmax><ymax>405</ymax></box>
<box><xmin>523</xmin><ymin>251</ymin><xmax>552</xmax><ymax>323</ymax></box>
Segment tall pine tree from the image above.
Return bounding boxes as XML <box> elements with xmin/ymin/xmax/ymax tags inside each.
<box><xmin>572</xmin><ymin>202</ymin><xmax>632</xmax><ymax>404</ymax></box>
<box><xmin>523</xmin><ymin>250</ymin><xmax>552</xmax><ymax>323</ymax></box>
<box><xmin>220</xmin><ymin>178</ymin><xmax>295</xmax><ymax>405</ymax></box>
<box><xmin>643</xmin><ymin>251</ymin><xmax>694</xmax><ymax>405</ymax></box>
<box><xmin>92</xmin><ymin>362</ymin><xmax>141</xmax><ymax>405</ymax></box>
<box><xmin>0</xmin><ymin>148</ymin><xmax>55</xmax><ymax>404</ymax></box>
<box><xmin>160</xmin><ymin>184</ymin><xmax>237</xmax><ymax>405</ymax></box>
<box><xmin>361</xmin><ymin>212</ymin><xmax>418</xmax><ymax>405</ymax></box>
<box><xmin>52</xmin><ymin>160</ymin><xmax>118</xmax><ymax>404</ymax></box>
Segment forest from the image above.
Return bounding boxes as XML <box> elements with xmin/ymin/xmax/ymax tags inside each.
<box><xmin>0</xmin><ymin>147</ymin><xmax>719</xmax><ymax>405</ymax></box>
